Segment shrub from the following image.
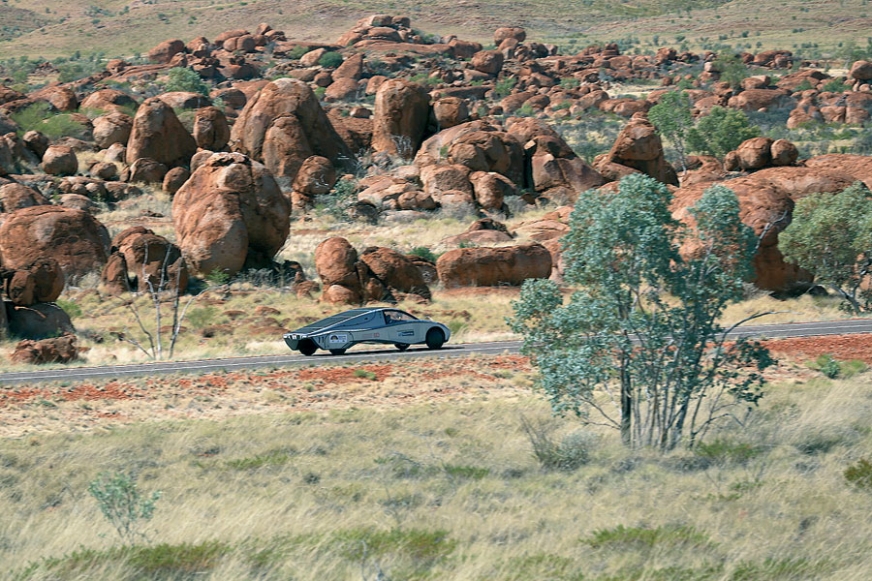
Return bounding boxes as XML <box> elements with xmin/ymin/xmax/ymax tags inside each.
<box><xmin>844</xmin><ymin>458</ymin><xmax>872</xmax><ymax>490</ymax></box>
<box><xmin>521</xmin><ymin>416</ymin><xmax>595</xmax><ymax>472</ymax></box>
<box><xmin>165</xmin><ymin>67</ymin><xmax>209</xmax><ymax>96</ymax></box>
<box><xmin>288</xmin><ymin>45</ymin><xmax>309</xmax><ymax>59</ymax></box>
<box><xmin>353</xmin><ymin>369</ymin><xmax>377</xmax><ymax>380</ymax></box>
<box><xmin>318</xmin><ymin>51</ymin><xmax>343</xmax><ymax>68</ymax></box>
<box><xmin>695</xmin><ymin>438</ymin><xmax>762</xmax><ymax>465</ymax></box>
<box><xmin>409</xmin><ymin>246</ymin><xmax>438</xmax><ymax>263</ymax></box>
<box><xmin>10</xmin><ymin>102</ymin><xmax>87</xmax><ymax>139</ymax></box>
<box><xmin>56</xmin><ymin>298</ymin><xmax>83</xmax><ymax>319</ymax></box>
<box><xmin>493</xmin><ymin>76</ymin><xmax>517</xmax><ymax>98</ymax></box>
<box><xmin>88</xmin><ymin>471</ymin><xmax>161</xmax><ymax>544</ymax></box>
<box><xmin>584</xmin><ymin>524</ymin><xmax>712</xmax><ymax>550</ymax></box>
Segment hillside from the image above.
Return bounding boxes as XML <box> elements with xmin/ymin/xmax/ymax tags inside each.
<box><xmin>1</xmin><ymin>0</ymin><xmax>871</xmax><ymax>60</ymax></box>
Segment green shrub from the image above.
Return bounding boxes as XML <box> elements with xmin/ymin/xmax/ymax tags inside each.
<box><xmin>56</xmin><ymin>298</ymin><xmax>83</xmax><ymax>319</ymax></box>
<box><xmin>409</xmin><ymin>246</ymin><xmax>438</xmax><ymax>263</ymax></box>
<box><xmin>288</xmin><ymin>45</ymin><xmax>309</xmax><ymax>59</ymax></box>
<box><xmin>318</xmin><ymin>51</ymin><xmax>343</xmax><ymax>68</ymax></box>
<box><xmin>493</xmin><ymin>76</ymin><xmax>517</xmax><ymax>98</ymax></box>
<box><xmin>844</xmin><ymin>458</ymin><xmax>872</xmax><ymax>490</ymax></box>
<box><xmin>521</xmin><ymin>417</ymin><xmax>595</xmax><ymax>472</ymax></box>
<box><xmin>442</xmin><ymin>464</ymin><xmax>490</xmax><ymax>480</ymax></box>
<box><xmin>186</xmin><ymin>306</ymin><xmax>218</xmax><ymax>329</ymax></box>
<box><xmin>165</xmin><ymin>67</ymin><xmax>209</xmax><ymax>96</ymax></box>
<box><xmin>585</xmin><ymin>524</ymin><xmax>712</xmax><ymax>550</ymax></box>
<box><xmin>10</xmin><ymin>102</ymin><xmax>87</xmax><ymax>139</ymax></box>
<box><xmin>353</xmin><ymin>369</ymin><xmax>377</xmax><ymax>380</ymax></box>
<box><xmin>695</xmin><ymin>438</ymin><xmax>762</xmax><ymax>465</ymax></box>
<box><xmin>127</xmin><ymin>541</ymin><xmax>230</xmax><ymax>574</ymax></box>
<box><xmin>88</xmin><ymin>471</ymin><xmax>161</xmax><ymax>544</ymax></box>
<box><xmin>225</xmin><ymin>447</ymin><xmax>297</xmax><ymax>470</ymax></box>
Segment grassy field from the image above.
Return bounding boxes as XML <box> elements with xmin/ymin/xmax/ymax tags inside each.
<box><xmin>1</xmin><ymin>359</ymin><xmax>871</xmax><ymax>580</ymax></box>
<box><xmin>1</xmin><ymin>0</ymin><xmax>871</xmax><ymax>61</ymax></box>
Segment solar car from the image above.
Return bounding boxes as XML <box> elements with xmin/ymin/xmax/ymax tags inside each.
<box><xmin>283</xmin><ymin>307</ymin><xmax>451</xmax><ymax>356</ymax></box>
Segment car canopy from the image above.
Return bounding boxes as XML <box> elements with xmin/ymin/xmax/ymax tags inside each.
<box><xmin>291</xmin><ymin>308</ymin><xmax>377</xmax><ymax>335</ymax></box>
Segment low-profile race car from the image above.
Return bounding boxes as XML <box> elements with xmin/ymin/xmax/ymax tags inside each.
<box><xmin>283</xmin><ymin>307</ymin><xmax>452</xmax><ymax>356</ymax></box>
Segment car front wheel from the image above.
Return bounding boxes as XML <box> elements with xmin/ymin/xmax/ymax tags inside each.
<box><xmin>425</xmin><ymin>328</ymin><xmax>445</xmax><ymax>350</ymax></box>
<box><xmin>298</xmin><ymin>339</ymin><xmax>317</xmax><ymax>356</ymax></box>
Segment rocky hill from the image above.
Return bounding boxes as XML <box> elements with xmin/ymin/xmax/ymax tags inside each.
<box><xmin>2</xmin><ymin>12</ymin><xmax>872</xmax><ymax>361</ymax></box>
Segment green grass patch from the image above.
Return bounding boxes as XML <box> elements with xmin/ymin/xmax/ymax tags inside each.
<box><xmin>224</xmin><ymin>447</ymin><xmax>297</xmax><ymax>470</ymax></box>
<box><xmin>584</xmin><ymin>524</ymin><xmax>713</xmax><ymax>551</ymax></box>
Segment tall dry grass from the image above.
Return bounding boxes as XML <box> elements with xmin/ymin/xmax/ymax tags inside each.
<box><xmin>2</xmin><ymin>368</ymin><xmax>872</xmax><ymax>580</ymax></box>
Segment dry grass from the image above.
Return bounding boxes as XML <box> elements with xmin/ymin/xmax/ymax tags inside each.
<box><xmin>2</xmin><ymin>361</ymin><xmax>872</xmax><ymax>580</ymax></box>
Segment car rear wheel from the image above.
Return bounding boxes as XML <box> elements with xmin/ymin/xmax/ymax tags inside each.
<box><xmin>395</xmin><ymin>343</ymin><xmax>410</xmax><ymax>351</ymax></box>
<box><xmin>298</xmin><ymin>339</ymin><xmax>317</xmax><ymax>356</ymax></box>
<box><xmin>329</xmin><ymin>348</ymin><xmax>347</xmax><ymax>355</ymax></box>
<box><xmin>425</xmin><ymin>328</ymin><xmax>445</xmax><ymax>350</ymax></box>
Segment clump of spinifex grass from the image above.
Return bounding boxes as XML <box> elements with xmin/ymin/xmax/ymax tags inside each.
<box><xmin>3</xmin><ymin>371</ymin><xmax>872</xmax><ymax>580</ymax></box>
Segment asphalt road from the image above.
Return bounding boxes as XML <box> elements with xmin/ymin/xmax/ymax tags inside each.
<box><xmin>2</xmin><ymin>318</ymin><xmax>872</xmax><ymax>386</ymax></box>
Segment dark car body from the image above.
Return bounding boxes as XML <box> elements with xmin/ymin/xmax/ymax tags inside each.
<box><xmin>283</xmin><ymin>307</ymin><xmax>451</xmax><ymax>355</ymax></box>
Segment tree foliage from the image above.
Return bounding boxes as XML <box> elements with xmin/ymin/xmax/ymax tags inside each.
<box><xmin>686</xmin><ymin>106</ymin><xmax>760</xmax><ymax>159</ymax></box>
<box><xmin>89</xmin><ymin>471</ymin><xmax>161</xmax><ymax>544</ymax></box>
<box><xmin>165</xmin><ymin>66</ymin><xmax>209</xmax><ymax>96</ymax></box>
<box><xmin>648</xmin><ymin>90</ymin><xmax>694</xmax><ymax>173</ymax></box>
<box><xmin>510</xmin><ymin>174</ymin><xmax>774</xmax><ymax>450</ymax></box>
<box><xmin>778</xmin><ymin>182</ymin><xmax>872</xmax><ymax>313</ymax></box>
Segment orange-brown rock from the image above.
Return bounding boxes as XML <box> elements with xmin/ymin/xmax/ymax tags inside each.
<box><xmin>110</xmin><ymin>226</ymin><xmax>188</xmax><ymax>293</ymax></box>
<box><xmin>230</xmin><ymin>78</ymin><xmax>353</xmax><ymax>179</ymax></box>
<box><xmin>803</xmin><ymin>154</ymin><xmax>872</xmax><ymax>189</ymax></box>
<box><xmin>126</xmin><ymin>97</ymin><xmax>198</xmax><ymax>168</ymax></box>
<box><xmin>172</xmin><ymin>152</ymin><xmax>290</xmax><ymax>277</ymax></box>
<box><xmin>471</xmin><ymin>50</ymin><xmax>504</xmax><ymax>76</ymax></box>
<box><xmin>4</xmin><ymin>257</ymin><xmax>64</xmax><ymax>305</ymax></box>
<box><xmin>469</xmin><ymin>171</ymin><xmax>515</xmax><ymax>210</ymax></box>
<box><xmin>420</xmin><ymin>164</ymin><xmax>473</xmax><ymax>202</ymax></box>
<box><xmin>192</xmin><ymin>106</ymin><xmax>230</xmax><ymax>151</ymax></box>
<box><xmin>734</xmin><ymin>136</ymin><xmax>774</xmax><ymax>170</ymax></box>
<box><xmin>92</xmin><ymin>112</ymin><xmax>133</xmax><ymax>149</ymax></box>
<box><xmin>0</xmin><ymin>183</ymin><xmax>49</xmax><ymax>212</ymax></box>
<box><xmin>600</xmin><ymin>114</ymin><xmax>678</xmax><ymax>186</ymax></box>
<box><xmin>148</xmin><ymin>39</ymin><xmax>186</xmax><ymax>64</ymax></box>
<box><xmin>128</xmin><ymin>158</ymin><xmax>168</xmax><ymax>184</ymax></box>
<box><xmin>163</xmin><ymin>166</ymin><xmax>190</xmax><ymax>195</ymax></box>
<box><xmin>431</xmin><ymin>97</ymin><xmax>470</xmax><ymax>130</ymax></box>
<box><xmin>315</xmin><ymin>236</ymin><xmax>362</xmax><ymax>303</ymax></box>
<box><xmin>771</xmin><ymin>139</ymin><xmax>798</xmax><ymax>166</ymax></box>
<box><xmin>41</xmin><ymin>145</ymin><xmax>78</xmax><ymax>176</ymax></box>
<box><xmin>10</xmin><ymin>334</ymin><xmax>79</xmax><ymax>364</ymax></box>
<box><xmin>372</xmin><ymin>80</ymin><xmax>431</xmax><ymax>158</ymax></box>
<box><xmin>359</xmin><ymin>246</ymin><xmax>431</xmax><ymax>300</ymax></box>
<box><xmin>32</xmin><ymin>85</ymin><xmax>78</xmax><ymax>112</ymax></box>
<box><xmin>79</xmin><ymin>89</ymin><xmax>138</xmax><ymax>114</ymax></box>
<box><xmin>0</xmin><ymin>206</ymin><xmax>109</xmax><ymax>279</ymax></box>
<box><xmin>727</xmin><ymin>88</ymin><xmax>792</xmax><ymax>111</ymax></box>
<box><xmin>436</xmin><ymin>243</ymin><xmax>552</xmax><ymax>288</ymax></box>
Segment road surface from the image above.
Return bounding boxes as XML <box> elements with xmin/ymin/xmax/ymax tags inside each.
<box><xmin>2</xmin><ymin>318</ymin><xmax>872</xmax><ymax>385</ymax></box>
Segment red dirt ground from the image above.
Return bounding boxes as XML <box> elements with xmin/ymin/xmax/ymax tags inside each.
<box><xmin>1</xmin><ymin>335</ymin><xmax>869</xmax><ymax>438</ymax></box>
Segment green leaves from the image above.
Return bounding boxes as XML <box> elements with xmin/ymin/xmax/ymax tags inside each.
<box><xmin>511</xmin><ymin>175</ymin><xmax>772</xmax><ymax>450</ymax></box>
<box><xmin>686</xmin><ymin>106</ymin><xmax>760</xmax><ymax>159</ymax></box>
<box><xmin>778</xmin><ymin>182</ymin><xmax>872</xmax><ymax>312</ymax></box>
<box><xmin>88</xmin><ymin>471</ymin><xmax>161</xmax><ymax>544</ymax></box>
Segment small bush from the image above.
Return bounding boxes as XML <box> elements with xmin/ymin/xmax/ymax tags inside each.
<box><xmin>409</xmin><ymin>246</ymin><xmax>438</xmax><ymax>263</ymax></box>
<box><xmin>88</xmin><ymin>471</ymin><xmax>161</xmax><ymax>544</ymax></box>
<box><xmin>288</xmin><ymin>45</ymin><xmax>309</xmax><ymax>59</ymax></box>
<box><xmin>695</xmin><ymin>438</ymin><xmax>762</xmax><ymax>466</ymax></box>
<box><xmin>521</xmin><ymin>416</ymin><xmax>595</xmax><ymax>472</ymax></box>
<box><xmin>353</xmin><ymin>369</ymin><xmax>377</xmax><ymax>380</ymax></box>
<box><xmin>493</xmin><ymin>76</ymin><xmax>517</xmax><ymax>98</ymax></box>
<box><xmin>165</xmin><ymin>67</ymin><xmax>209</xmax><ymax>96</ymax></box>
<box><xmin>442</xmin><ymin>464</ymin><xmax>490</xmax><ymax>480</ymax></box>
<box><xmin>56</xmin><ymin>298</ymin><xmax>83</xmax><ymax>319</ymax></box>
<box><xmin>844</xmin><ymin>458</ymin><xmax>872</xmax><ymax>490</ymax></box>
<box><xmin>318</xmin><ymin>51</ymin><xmax>343</xmax><ymax>68</ymax></box>
<box><xmin>225</xmin><ymin>447</ymin><xmax>297</xmax><ymax>470</ymax></box>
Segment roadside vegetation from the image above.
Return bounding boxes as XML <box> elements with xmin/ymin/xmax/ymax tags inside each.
<box><xmin>2</xmin><ymin>363</ymin><xmax>872</xmax><ymax>580</ymax></box>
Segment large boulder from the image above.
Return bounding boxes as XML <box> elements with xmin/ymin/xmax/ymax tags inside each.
<box><xmin>41</xmin><ymin>145</ymin><xmax>78</xmax><ymax>176</ymax></box>
<box><xmin>315</xmin><ymin>236</ymin><xmax>362</xmax><ymax>304</ymax></box>
<box><xmin>126</xmin><ymin>97</ymin><xmax>198</xmax><ymax>168</ymax></box>
<box><xmin>0</xmin><ymin>206</ymin><xmax>110</xmax><ymax>279</ymax></box>
<box><xmin>671</xmin><ymin>166</ymin><xmax>859</xmax><ymax>291</ymax></box>
<box><xmin>359</xmin><ymin>246</ymin><xmax>431</xmax><ymax>300</ymax></box>
<box><xmin>803</xmin><ymin>154</ymin><xmax>872</xmax><ymax>189</ymax></box>
<box><xmin>4</xmin><ymin>257</ymin><xmax>64</xmax><ymax>305</ymax></box>
<box><xmin>372</xmin><ymin>79</ymin><xmax>431</xmax><ymax>158</ymax></box>
<box><xmin>172</xmin><ymin>152</ymin><xmax>290</xmax><ymax>277</ymax></box>
<box><xmin>230</xmin><ymin>78</ymin><xmax>353</xmax><ymax>180</ymax></box>
<box><xmin>92</xmin><ymin>112</ymin><xmax>133</xmax><ymax>149</ymax></box>
<box><xmin>436</xmin><ymin>243</ymin><xmax>552</xmax><ymax>288</ymax></box>
<box><xmin>79</xmin><ymin>89</ymin><xmax>138</xmax><ymax>114</ymax></box>
<box><xmin>599</xmin><ymin>114</ymin><xmax>678</xmax><ymax>186</ymax></box>
<box><xmin>0</xmin><ymin>183</ymin><xmax>50</xmax><ymax>212</ymax></box>
<box><xmin>6</xmin><ymin>303</ymin><xmax>75</xmax><ymax>340</ymax></box>
<box><xmin>109</xmin><ymin>226</ymin><xmax>188</xmax><ymax>293</ymax></box>
<box><xmin>193</xmin><ymin>106</ymin><xmax>231</xmax><ymax>151</ymax></box>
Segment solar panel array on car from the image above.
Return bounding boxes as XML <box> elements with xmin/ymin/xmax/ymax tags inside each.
<box><xmin>292</xmin><ymin>308</ymin><xmax>373</xmax><ymax>334</ymax></box>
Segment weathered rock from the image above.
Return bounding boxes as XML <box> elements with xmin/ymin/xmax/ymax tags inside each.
<box><xmin>41</xmin><ymin>146</ymin><xmax>78</xmax><ymax>176</ymax></box>
<box><xmin>193</xmin><ymin>106</ymin><xmax>230</xmax><ymax>151</ymax></box>
<box><xmin>126</xmin><ymin>97</ymin><xmax>198</xmax><ymax>168</ymax></box>
<box><xmin>850</xmin><ymin>60</ymin><xmax>872</xmax><ymax>81</ymax></box>
<box><xmin>230</xmin><ymin>78</ymin><xmax>354</xmax><ymax>180</ymax></box>
<box><xmin>372</xmin><ymin>79</ymin><xmax>431</xmax><ymax>158</ymax></box>
<box><xmin>6</xmin><ymin>303</ymin><xmax>75</xmax><ymax>340</ymax></box>
<box><xmin>158</xmin><ymin>91</ymin><xmax>211</xmax><ymax>110</ymax></box>
<box><xmin>0</xmin><ymin>183</ymin><xmax>49</xmax><ymax>212</ymax></box>
<box><xmin>0</xmin><ymin>206</ymin><xmax>110</xmax><ymax>279</ymax></box>
<box><xmin>128</xmin><ymin>157</ymin><xmax>168</xmax><ymax>184</ymax></box>
<box><xmin>469</xmin><ymin>170</ymin><xmax>514</xmax><ymax>210</ymax></box>
<box><xmin>89</xmin><ymin>161</ymin><xmax>119</xmax><ymax>181</ymax></box>
<box><xmin>436</xmin><ymin>243</ymin><xmax>552</xmax><ymax>287</ymax></box>
<box><xmin>172</xmin><ymin>152</ymin><xmax>290</xmax><ymax>277</ymax></box>
<box><xmin>359</xmin><ymin>246</ymin><xmax>431</xmax><ymax>300</ymax></box>
<box><xmin>163</xmin><ymin>166</ymin><xmax>190</xmax><ymax>195</ymax></box>
<box><xmin>91</xmin><ymin>112</ymin><xmax>133</xmax><ymax>150</ymax></box>
<box><xmin>727</xmin><ymin>88</ymin><xmax>791</xmax><ymax>111</ymax></box>
<box><xmin>22</xmin><ymin>131</ymin><xmax>49</xmax><ymax>159</ymax></box>
<box><xmin>79</xmin><ymin>89</ymin><xmax>138</xmax><ymax>113</ymax></box>
<box><xmin>600</xmin><ymin>114</ymin><xmax>678</xmax><ymax>186</ymax></box>
<box><xmin>770</xmin><ymin>139</ymin><xmax>799</xmax><ymax>166</ymax></box>
<box><xmin>432</xmin><ymin>97</ymin><xmax>470</xmax><ymax>130</ymax></box>
<box><xmin>148</xmin><ymin>39</ymin><xmax>186</xmax><ymax>64</ymax></box>
<box><xmin>314</xmin><ymin>236</ymin><xmax>360</xmax><ymax>288</ymax></box>
<box><xmin>804</xmin><ymin>154</ymin><xmax>872</xmax><ymax>189</ymax></box>
<box><xmin>420</xmin><ymin>164</ymin><xmax>472</xmax><ymax>201</ymax></box>
<box><xmin>735</xmin><ymin>136</ymin><xmax>774</xmax><ymax>170</ymax></box>
<box><xmin>110</xmin><ymin>226</ymin><xmax>188</xmax><ymax>293</ymax></box>
<box><xmin>471</xmin><ymin>50</ymin><xmax>504</xmax><ymax>76</ymax></box>
<box><xmin>10</xmin><ymin>334</ymin><xmax>79</xmax><ymax>364</ymax></box>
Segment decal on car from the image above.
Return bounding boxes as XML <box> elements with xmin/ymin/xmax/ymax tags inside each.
<box><xmin>328</xmin><ymin>334</ymin><xmax>348</xmax><ymax>344</ymax></box>
<box><xmin>398</xmin><ymin>330</ymin><xmax>415</xmax><ymax>337</ymax></box>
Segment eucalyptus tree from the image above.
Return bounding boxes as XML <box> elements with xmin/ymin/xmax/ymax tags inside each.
<box><xmin>510</xmin><ymin>174</ymin><xmax>774</xmax><ymax>450</ymax></box>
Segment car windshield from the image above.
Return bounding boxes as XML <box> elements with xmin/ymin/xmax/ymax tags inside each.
<box><xmin>384</xmin><ymin>310</ymin><xmax>418</xmax><ymax>324</ymax></box>
<box><xmin>292</xmin><ymin>309</ymin><xmax>373</xmax><ymax>334</ymax></box>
